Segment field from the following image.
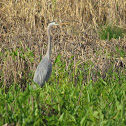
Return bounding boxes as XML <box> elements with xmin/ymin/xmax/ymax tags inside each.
<box><xmin>0</xmin><ymin>0</ymin><xmax>126</xmax><ymax>125</ymax></box>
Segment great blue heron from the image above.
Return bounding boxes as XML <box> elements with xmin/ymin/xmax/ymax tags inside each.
<box><xmin>33</xmin><ymin>21</ymin><xmax>68</xmax><ymax>88</ymax></box>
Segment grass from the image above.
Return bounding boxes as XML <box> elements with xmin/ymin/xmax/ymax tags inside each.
<box><xmin>0</xmin><ymin>0</ymin><xmax>126</xmax><ymax>125</ymax></box>
<box><xmin>99</xmin><ymin>24</ymin><xmax>125</xmax><ymax>40</ymax></box>
<box><xmin>0</xmin><ymin>50</ymin><xmax>126</xmax><ymax>125</ymax></box>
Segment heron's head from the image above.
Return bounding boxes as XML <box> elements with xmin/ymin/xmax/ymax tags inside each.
<box><xmin>48</xmin><ymin>21</ymin><xmax>59</xmax><ymax>28</ymax></box>
<box><xmin>48</xmin><ymin>21</ymin><xmax>69</xmax><ymax>28</ymax></box>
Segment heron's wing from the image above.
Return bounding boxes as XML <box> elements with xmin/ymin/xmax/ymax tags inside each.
<box><xmin>33</xmin><ymin>57</ymin><xmax>52</xmax><ymax>87</ymax></box>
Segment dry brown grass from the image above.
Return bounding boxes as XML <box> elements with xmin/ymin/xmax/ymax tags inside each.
<box><xmin>0</xmin><ymin>0</ymin><xmax>126</xmax><ymax>87</ymax></box>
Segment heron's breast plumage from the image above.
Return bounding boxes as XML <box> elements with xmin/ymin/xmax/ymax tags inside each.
<box><xmin>33</xmin><ymin>57</ymin><xmax>52</xmax><ymax>87</ymax></box>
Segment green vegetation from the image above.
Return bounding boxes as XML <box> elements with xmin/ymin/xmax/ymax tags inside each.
<box><xmin>0</xmin><ymin>0</ymin><xmax>126</xmax><ymax>125</ymax></box>
<box><xmin>0</xmin><ymin>50</ymin><xmax>125</xmax><ymax>125</ymax></box>
<box><xmin>99</xmin><ymin>24</ymin><xmax>125</xmax><ymax>40</ymax></box>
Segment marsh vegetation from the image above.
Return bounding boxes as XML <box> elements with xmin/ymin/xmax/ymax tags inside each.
<box><xmin>0</xmin><ymin>0</ymin><xmax>126</xmax><ymax>125</ymax></box>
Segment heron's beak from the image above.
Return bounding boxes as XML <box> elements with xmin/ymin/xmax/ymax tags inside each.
<box><xmin>58</xmin><ymin>23</ymin><xmax>70</xmax><ymax>25</ymax></box>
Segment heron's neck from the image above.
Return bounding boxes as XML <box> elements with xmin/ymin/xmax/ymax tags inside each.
<box><xmin>46</xmin><ymin>26</ymin><xmax>51</xmax><ymax>59</ymax></box>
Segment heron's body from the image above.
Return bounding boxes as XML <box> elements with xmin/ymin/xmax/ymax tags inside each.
<box><xmin>33</xmin><ymin>56</ymin><xmax>52</xmax><ymax>88</ymax></box>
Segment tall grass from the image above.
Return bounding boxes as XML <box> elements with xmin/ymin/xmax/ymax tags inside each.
<box><xmin>0</xmin><ymin>49</ymin><xmax>125</xmax><ymax>125</ymax></box>
<box><xmin>0</xmin><ymin>0</ymin><xmax>126</xmax><ymax>125</ymax></box>
<box><xmin>99</xmin><ymin>24</ymin><xmax>125</xmax><ymax>40</ymax></box>
<box><xmin>0</xmin><ymin>0</ymin><xmax>126</xmax><ymax>87</ymax></box>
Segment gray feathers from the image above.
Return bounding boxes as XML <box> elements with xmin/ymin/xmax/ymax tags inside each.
<box><xmin>33</xmin><ymin>57</ymin><xmax>52</xmax><ymax>88</ymax></box>
<box><xmin>33</xmin><ymin>21</ymin><xmax>59</xmax><ymax>88</ymax></box>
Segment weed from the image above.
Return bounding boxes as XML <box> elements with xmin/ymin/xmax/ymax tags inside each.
<box><xmin>99</xmin><ymin>24</ymin><xmax>125</xmax><ymax>40</ymax></box>
<box><xmin>0</xmin><ymin>53</ymin><xmax>125</xmax><ymax>125</ymax></box>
